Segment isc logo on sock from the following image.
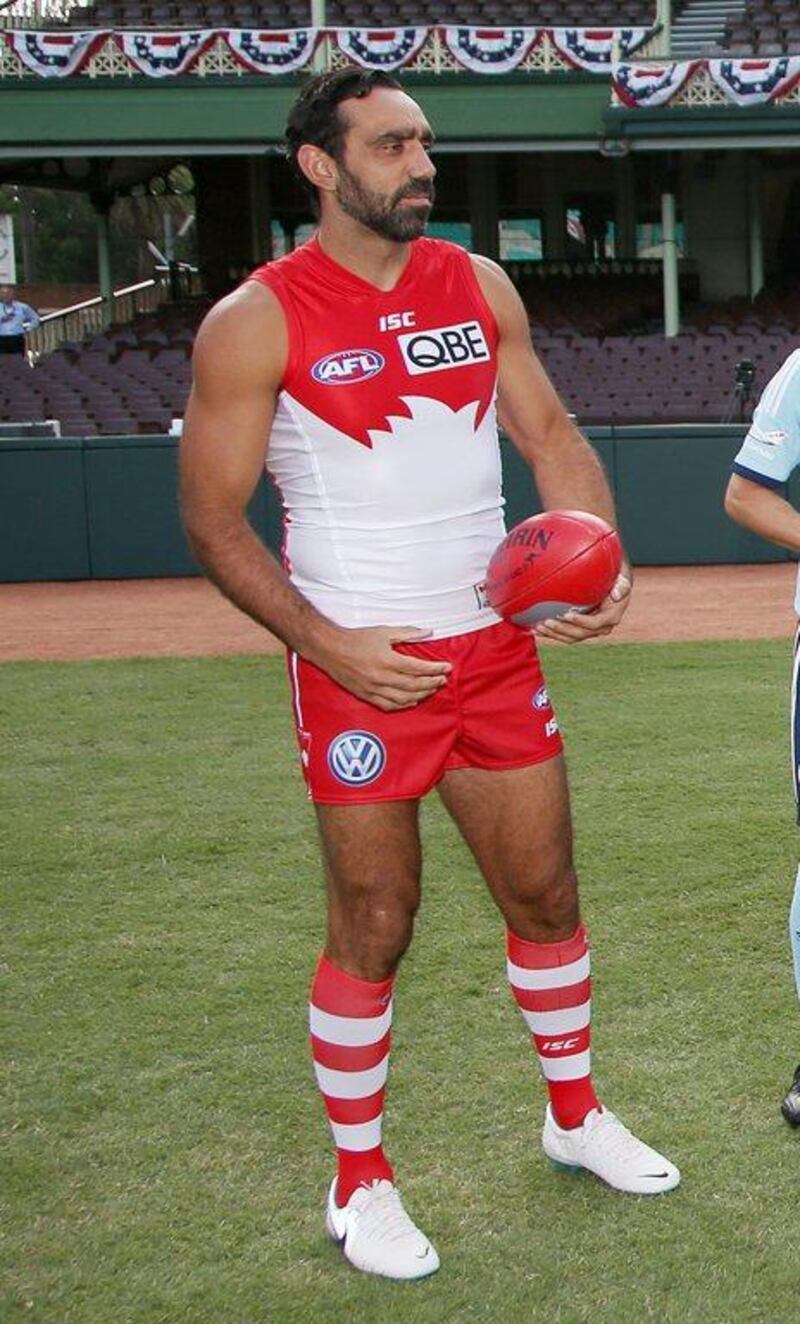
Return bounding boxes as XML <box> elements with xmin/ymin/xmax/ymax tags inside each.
<box><xmin>542</xmin><ymin>1038</ymin><xmax>581</xmax><ymax>1052</ymax></box>
<box><xmin>398</xmin><ymin>320</ymin><xmax>490</xmax><ymax>376</ymax></box>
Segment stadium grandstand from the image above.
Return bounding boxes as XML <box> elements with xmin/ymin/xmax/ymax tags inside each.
<box><xmin>3</xmin><ymin>0</ymin><xmax>800</xmax><ymax>435</ymax></box>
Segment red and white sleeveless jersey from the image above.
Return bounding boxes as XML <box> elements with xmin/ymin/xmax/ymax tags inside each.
<box><xmin>250</xmin><ymin>236</ymin><xmax>505</xmax><ymax>638</ymax></box>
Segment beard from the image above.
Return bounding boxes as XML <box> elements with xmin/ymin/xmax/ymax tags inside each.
<box><xmin>335</xmin><ymin>164</ymin><xmax>435</xmax><ymax>242</ymax></box>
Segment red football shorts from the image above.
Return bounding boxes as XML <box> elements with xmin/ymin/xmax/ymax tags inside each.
<box><xmin>286</xmin><ymin>620</ymin><xmax>563</xmax><ymax>805</ymax></box>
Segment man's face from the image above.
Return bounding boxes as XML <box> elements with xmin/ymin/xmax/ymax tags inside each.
<box><xmin>0</xmin><ymin>287</ymin><xmax>12</xmax><ymax>303</ymax></box>
<box><xmin>332</xmin><ymin>87</ymin><xmax>436</xmax><ymax>242</ymax></box>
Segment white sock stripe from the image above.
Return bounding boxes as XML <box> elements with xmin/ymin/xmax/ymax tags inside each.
<box><xmin>330</xmin><ymin>1117</ymin><xmax>383</xmax><ymax>1152</ymax></box>
<box><xmin>309</xmin><ymin>1003</ymin><xmax>392</xmax><ymax>1047</ymax></box>
<box><xmin>314</xmin><ymin>1056</ymin><xmax>389</xmax><ymax>1100</ymax></box>
<box><xmin>507</xmin><ymin>952</ymin><xmax>590</xmax><ymax>991</ymax></box>
<box><xmin>521</xmin><ymin>1000</ymin><xmax>591</xmax><ymax>1036</ymax></box>
<box><xmin>538</xmin><ymin>1048</ymin><xmax>592</xmax><ymax>1081</ymax></box>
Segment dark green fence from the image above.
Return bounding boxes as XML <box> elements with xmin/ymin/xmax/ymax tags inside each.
<box><xmin>0</xmin><ymin>425</ymin><xmax>782</xmax><ymax>583</ymax></box>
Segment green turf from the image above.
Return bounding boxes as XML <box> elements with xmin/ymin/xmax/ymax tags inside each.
<box><xmin>2</xmin><ymin>639</ymin><xmax>798</xmax><ymax>1324</ymax></box>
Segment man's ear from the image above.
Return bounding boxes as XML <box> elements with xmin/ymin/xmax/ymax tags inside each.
<box><xmin>297</xmin><ymin>144</ymin><xmax>338</xmax><ymax>196</ymax></box>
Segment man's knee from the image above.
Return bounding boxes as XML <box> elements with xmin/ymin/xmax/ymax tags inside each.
<box><xmin>502</xmin><ymin>863</ymin><xmax>579</xmax><ymax>940</ymax></box>
<box><xmin>328</xmin><ymin>881</ymin><xmax>420</xmax><ymax>979</ymax></box>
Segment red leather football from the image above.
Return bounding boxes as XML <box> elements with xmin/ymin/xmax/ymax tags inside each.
<box><xmin>485</xmin><ymin>510</ymin><xmax>623</xmax><ymax>626</ymax></box>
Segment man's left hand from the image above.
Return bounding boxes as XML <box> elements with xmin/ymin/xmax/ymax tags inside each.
<box><xmin>532</xmin><ymin>571</ymin><xmax>632</xmax><ymax>644</ymax></box>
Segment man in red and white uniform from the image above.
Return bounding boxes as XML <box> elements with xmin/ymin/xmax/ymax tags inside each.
<box><xmin>181</xmin><ymin>69</ymin><xmax>679</xmax><ymax>1282</ymax></box>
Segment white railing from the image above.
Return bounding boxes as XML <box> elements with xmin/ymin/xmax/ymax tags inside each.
<box><xmin>25</xmin><ymin>268</ymin><xmax>199</xmax><ymax>357</ymax></box>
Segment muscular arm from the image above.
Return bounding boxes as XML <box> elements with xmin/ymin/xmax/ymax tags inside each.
<box><xmin>180</xmin><ymin>282</ymin><xmax>450</xmax><ymax>710</ymax></box>
<box><xmin>471</xmin><ymin>256</ymin><xmax>630</xmax><ymax>642</ymax></box>
<box><xmin>724</xmin><ymin>472</ymin><xmax>800</xmax><ymax>551</ymax></box>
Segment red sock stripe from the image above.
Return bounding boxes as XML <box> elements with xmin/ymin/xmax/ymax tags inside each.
<box><xmin>509</xmin><ymin>979</ymin><xmax>591</xmax><ymax>1014</ymax></box>
<box><xmin>533</xmin><ymin>1026</ymin><xmax>591</xmax><ymax>1059</ymax></box>
<box><xmin>311</xmin><ymin>954</ymin><xmax>394</xmax><ymax>1016</ymax></box>
<box><xmin>507</xmin><ymin>923</ymin><xmax>588</xmax><ymax>969</ymax></box>
<box><xmin>548</xmin><ymin>1078</ymin><xmax>598</xmax><ymax>1128</ymax></box>
<box><xmin>336</xmin><ymin>1147</ymin><xmax>393</xmax><ymax>1205</ymax></box>
<box><xmin>323</xmin><ymin>1089</ymin><xmax>386</xmax><ymax>1126</ymax></box>
<box><xmin>310</xmin><ymin>1030</ymin><xmax>392</xmax><ymax>1071</ymax></box>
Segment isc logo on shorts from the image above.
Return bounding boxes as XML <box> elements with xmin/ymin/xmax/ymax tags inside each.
<box><xmin>327</xmin><ymin>730</ymin><xmax>387</xmax><ymax>786</ymax></box>
<box><xmin>311</xmin><ymin>349</ymin><xmax>385</xmax><ymax>386</ymax></box>
<box><xmin>398</xmin><ymin>321</ymin><xmax>490</xmax><ymax>376</ymax></box>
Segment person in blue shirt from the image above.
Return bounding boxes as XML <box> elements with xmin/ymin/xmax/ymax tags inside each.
<box><xmin>725</xmin><ymin>348</ymin><xmax>800</xmax><ymax>1125</ymax></box>
<box><xmin>0</xmin><ymin>284</ymin><xmax>40</xmax><ymax>355</ymax></box>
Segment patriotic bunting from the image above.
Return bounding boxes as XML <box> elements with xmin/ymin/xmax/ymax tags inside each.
<box><xmin>114</xmin><ymin>30</ymin><xmax>215</xmax><ymax>77</ymax></box>
<box><xmin>707</xmin><ymin>56</ymin><xmax>800</xmax><ymax>105</ymax></box>
<box><xmin>335</xmin><ymin>28</ymin><xmax>428</xmax><ymax>71</ymax></box>
<box><xmin>5</xmin><ymin>25</ymin><xmax>800</xmax><ymax>104</ymax></box>
<box><xmin>5</xmin><ymin>29</ymin><xmax>102</xmax><ymax>77</ymax></box>
<box><xmin>612</xmin><ymin>60</ymin><xmax>698</xmax><ymax>108</ymax></box>
<box><xmin>442</xmin><ymin>27</ymin><xmax>537</xmax><ymax>75</ymax></box>
<box><xmin>225</xmin><ymin>28</ymin><xmax>317</xmax><ymax>74</ymax></box>
<box><xmin>551</xmin><ymin>27</ymin><xmax>651</xmax><ymax>71</ymax></box>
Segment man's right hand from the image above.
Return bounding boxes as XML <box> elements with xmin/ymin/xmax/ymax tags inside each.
<box><xmin>312</xmin><ymin>625</ymin><xmax>452</xmax><ymax>712</ymax></box>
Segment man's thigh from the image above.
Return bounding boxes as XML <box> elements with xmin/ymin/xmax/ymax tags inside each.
<box><xmin>315</xmin><ymin>800</ymin><xmax>423</xmax><ymax>977</ymax></box>
<box><xmin>438</xmin><ymin>756</ymin><xmax>577</xmax><ymax>937</ymax></box>
<box><xmin>316</xmin><ymin>799</ymin><xmax>423</xmax><ymax>894</ymax></box>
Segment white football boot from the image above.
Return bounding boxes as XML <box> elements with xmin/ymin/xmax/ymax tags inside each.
<box><xmin>325</xmin><ymin>1178</ymin><xmax>440</xmax><ymax>1280</ymax></box>
<box><xmin>542</xmin><ymin>1105</ymin><xmax>680</xmax><ymax>1195</ymax></box>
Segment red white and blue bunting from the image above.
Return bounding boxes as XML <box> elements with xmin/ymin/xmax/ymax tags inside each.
<box><xmin>115</xmin><ymin>30</ymin><xmax>215</xmax><ymax>76</ymax></box>
<box><xmin>612</xmin><ymin>60</ymin><xmax>698</xmax><ymax>107</ymax></box>
<box><xmin>551</xmin><ymin>27</ymin><xmax>650</xmax><ymax>71</ymax></box>
<box><xmin>7</xmin><ymin>27</ymin><xmax>800</xmax><ymax>105</ymax></box>
<box><xmin>706</xmin><ymin>56</ymin><xmax>800</xmax><ymax>105</ymax></box>
<box><xmin>441</xmin><ymin>27</ymin><xmax>537</xmax><ymax>74</ymax></box>
<box><xmin>225</xmin><ymin>28</ymin><xmax>317</xmax><ymax>75</ymax></box>
<box><xmin>336</xmin><ymin>28</ymin><xmax>428</xmax><ymax>71</ymax></box>
<box><xmin>5</xmin><ymin>29</ymin><xmax>102</xmax><ymax>77</ymax></box>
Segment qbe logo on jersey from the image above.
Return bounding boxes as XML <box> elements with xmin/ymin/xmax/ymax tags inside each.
<box><xmin>398</xmin><ymin>320</ymin><xmax>491</xmax><ymax>376</ymax></box>
<box><xmin>327</xmin><ymin>730</ymin><xmax>387</xmax><ymax>787</ymax></box>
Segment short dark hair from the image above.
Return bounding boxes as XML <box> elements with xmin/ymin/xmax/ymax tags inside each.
<box><xmin>284</xmin><ymin>69</ymin><xmax>403</xmax><ymax>204</ymax></box>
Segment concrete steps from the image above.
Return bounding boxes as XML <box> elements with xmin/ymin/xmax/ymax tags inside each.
<box><xmin>670</xmin><ymin>0</ymin><xmax>747</xmax><ymax>57</ymax></box>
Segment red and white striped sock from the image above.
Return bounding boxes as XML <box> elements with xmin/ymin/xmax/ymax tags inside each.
<box><xmin>506</xmin><ymin>923</ymin><xmax>599</xmax><ymax>1129</ymax></box>
<box><xmin>309</xmin><ymin>954</ymin><xmax>395</xmax><ymax>1207</ymax></box>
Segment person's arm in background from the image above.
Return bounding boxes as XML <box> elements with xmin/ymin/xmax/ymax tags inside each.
<box><xmin>724</xmin><ymin>350</ymin><xmax>800</xmax><ymax>549</ymax></box>
<box><xmin>20</xmin><ymin>302</ymin><xmax>40</xmax><ymax>331</ymax></box>
<box><xmin>724</xmin><ymin>474</ymin><xmax>800</xmax><ymax>550</ymax></box>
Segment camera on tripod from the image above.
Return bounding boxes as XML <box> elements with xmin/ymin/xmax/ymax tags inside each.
<box><xmin>721</xmin><ymin>358</ymin><xmax>757</xmax><ymax>423</ymax></box>
<box><xmin>734</xmin><ymin>359</ymin><xmax>756</xmax><ymax>397</ymax></box>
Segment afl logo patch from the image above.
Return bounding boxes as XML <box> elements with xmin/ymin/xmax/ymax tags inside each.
<box><xmin>328</xmin><ymin>730</ymin><xmax>387</xmax><ymax>786</ymax></box>
<box><xmin>532</xmin><ymin>685</ymin><xmax>550</xmax><ymax>711</ymax></box>
<box><xmin>311</xmin><ymin>349</ymin><xmax>385</xmax><ymax>386</ymax></box>
<box><xmin>398</xmin><ymin>320</ymin><xmax>490</xmax><ymax>376</ymax></box>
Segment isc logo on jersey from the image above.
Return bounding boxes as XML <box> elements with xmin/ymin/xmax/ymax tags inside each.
<box><xmin>398</xmin><ymin>321</ymin><xmax>490</xmax><ymax>376</ymax></box>
<box><xmin>311</xmin><ymin>349</ymin><xmax>385</xmax><ymax>386</ymax></box>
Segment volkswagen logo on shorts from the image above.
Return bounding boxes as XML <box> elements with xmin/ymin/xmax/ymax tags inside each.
<box><xmin>328</xmin><ymin>730</ymin><xmax>387</xmax><ymax>786</ymax></box>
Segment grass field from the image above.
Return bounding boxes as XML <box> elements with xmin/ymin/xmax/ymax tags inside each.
<box><xmin>3</xmin><ymin>639</ymin><xmax>799</xmax><ymax>1324</ymax></box>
